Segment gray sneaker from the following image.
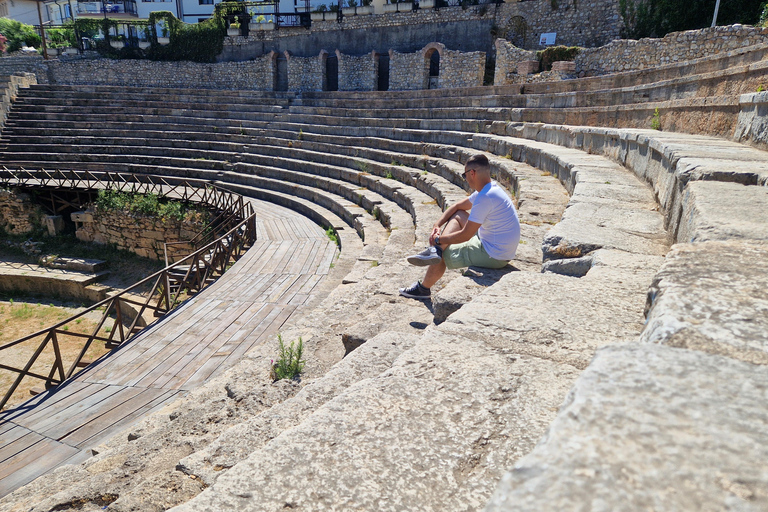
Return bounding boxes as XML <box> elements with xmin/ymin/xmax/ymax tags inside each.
<box><xmin>399</xmin><ymin>281</ymin><xmax>431</xmax><ymax>300</ymax></box>
<box><xmin>407</xmin><ymin>246</ymin><xmax>442</xmax><ymax>266</ymax></box>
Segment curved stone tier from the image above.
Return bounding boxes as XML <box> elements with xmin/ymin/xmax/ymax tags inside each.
<box><xmin>0</xmin><ymin>40</ymin><xmax>766</xmax><ymax>511</ymax></box>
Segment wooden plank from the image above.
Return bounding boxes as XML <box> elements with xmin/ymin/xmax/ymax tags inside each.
<box><xmin>61</xmin><ymin>387</ymin><xmax>175</xmax><ymax>447</ymax></box>
<box><xmin>80</xmin><ymin>298</ymin><xmax>223</xmax><ymax>385</ymax></box>
<box><xmin>23</xmin><ymin>384</ymin><xmax>125</xmax><ymax>436</ymax></box>
<box><xmin>151</xmin><ymin>302</ymin><xmax>270</xmax><ymax>389</ymax></box>
<box><xmin>41</xmin><ymin>385</ymin><xmax>146</xmax><ymax>441</ymax></box>
<box><xmin>0</xmin><ymin>438</ymin><xmax>83</xmax><ymax>498</ymax></box>
<box><xmin>177</xmin><ymin>303</ymin><xmax>281</xmax><ymax>389</ymax></box>
<box><xmin>117</xmin><ymin>299</ymin><xmax>232</xmax><ymax>388</ymax></box>
<box><xmin>134</xmin><ymin>300</ymin><xmax>254</xmax><ymax>389</ymax></box>
<box><xmin>221</xmin><ymin>304</ymin><xmax>298</xmax><ymax>371</ymax></box>
<box><xmin>69</xmin><ymin>390</ymin><xmax>182</xmax><ymax>450</ymax></box>
<box><xmin>11</xmin><ymin>381</ymin><xmax>102</xmax><ymax>428</ymax></box>
<box><xmin>0</xmin><ymin>428</ymin><xmax>38</xmax><ymax>464</ymax></box>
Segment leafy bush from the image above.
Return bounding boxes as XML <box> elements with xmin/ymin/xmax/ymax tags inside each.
<box><xmin>0</xmin><ymin>18</ymin><xmax>41</xmax><ymax>52</ymax></box>
<box><xmin>47</xmin><ymin>26</ymin><xmax>77</xmax><ymax>48</ymax></box>
<box><xmin>536</xmin><ymin>45</ymin><xmax>581</xmax><ymax>71</ymax></box>
<box><xmin>620</xmin><ymin>0</ymin><xmax>765</xmax><ymax>39</ymax></box>
<box><xmin>95</xmin><ymin>190</ymin><xmax>205</xmax><ymax>221</ymax></box>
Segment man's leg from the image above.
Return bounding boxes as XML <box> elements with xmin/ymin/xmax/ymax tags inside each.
<box><xmin>421</xmin><ymin>210</ymin><xmax>469</xmax><ymax>289</ymax></box>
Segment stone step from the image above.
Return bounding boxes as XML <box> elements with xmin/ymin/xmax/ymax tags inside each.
<box><xmin>499</xmin><ymin>123</ymin><xmax>768</xmax><ymax>244</ymax></box>
<box><xmin>2</xmin><ymin>116</ymin><xmax>271</xmax><ymax>133</ymax></box>
<box><xmin>522</xmin><ymin>41</ymin><xmax>768</xmax><ymax>96</ymax></box>
<box><xmin>488</xmin><ymin>240</ymin><xmax>768</xmax><ymax>511</ymax></box>
<box><xmin>11</xmin><ymin>100</ymin><xmax>286</xmax><ymax>116</ymax></box>
<box><xmin>5</xmin><ymin>109</ymin><xmax>282</xmax><ymax>125</ymax></box>
<box><xmin>171</xmin><ymin>245</ymin><xmax>665</xmax><ymax>511</ymax></box>
<box><xmin>22</xmin><ymin>84</ymin><xmax>297</xmax><ymax>102</ymax></box>
<box><xmin>176</xmin><ymin>330</ymin><xmax>423</xmax><ymax>486</ymax></box>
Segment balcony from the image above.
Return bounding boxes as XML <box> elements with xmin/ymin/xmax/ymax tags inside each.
<box><xmin>76</xmin><ymin>0</ymin><xmax>138</xmax><ymax>18</ymax></box>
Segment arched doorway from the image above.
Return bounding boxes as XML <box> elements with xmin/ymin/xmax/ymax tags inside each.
<box><xmin>427</xmin><ymin>49</ymin><xmax>440</xmax><ymax>89</ymax></box>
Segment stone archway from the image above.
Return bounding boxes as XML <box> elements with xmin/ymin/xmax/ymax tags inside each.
<box><xmin>422</xmin><ymin>42</ymin><xmax>444</xmax><ymax>89</ymax></box>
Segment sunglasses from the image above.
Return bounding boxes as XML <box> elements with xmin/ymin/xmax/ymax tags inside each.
<box><xmin>462</xmin><ymin>169</ymin><xmax>475</xmax><ymax>180</ymax></box>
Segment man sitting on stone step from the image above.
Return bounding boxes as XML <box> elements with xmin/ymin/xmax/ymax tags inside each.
<box><xmin>399</xmin><ymin>153</ymin><xmax>520</xmax><ymax>300</ymax></box>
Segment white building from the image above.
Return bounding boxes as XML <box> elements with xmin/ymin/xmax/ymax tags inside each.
<box><xmin>0</xmin><ymin>0</ymin><xmax>49</xmax><ymax>26</ymax></box>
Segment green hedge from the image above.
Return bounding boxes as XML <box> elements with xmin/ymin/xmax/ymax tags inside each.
<box><xmin>536</xmin><ymin>45</ymin><xmax>581</xmax><ymax>71</ymax></box>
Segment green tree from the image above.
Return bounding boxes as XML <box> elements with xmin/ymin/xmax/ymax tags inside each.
<box><xmin>620</xmin><ymin>0</ymin><xmax>764</xmax><ymax>39</ymax></box>
<box><xmin>0</xmin><ymin>18</ymin><xmax>41</xmax><ymax>52</ymax></box>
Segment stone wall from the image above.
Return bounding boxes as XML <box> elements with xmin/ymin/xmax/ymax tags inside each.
<box><xmin>575</xmin><ymin>25</ymin><xmax>768</xmax><ymax>76</ymax></box>
<box><xmin>1</xmin><ymin>72</ymin><xmax>37</xmax><ymax>132</ymax></box>
<box><xmin>0</xmin><ymin>188</ymin><xmax>43</xmax><ymax>235</ymax></box>
<box><xmin>74</xmin><ymin>208</ymin><xmax>207</xmax><ymax>261</ymax></box>
<box><xmin>287</xmin><ymin>52</ymin><xmax>324</xmax><ymax>93</ymax></box>
<box><xmin>493</xmin><ymin>39</ymin><xmax>536</xmax><ymax>86</ymax></box>
<box><xmin>42</xmin><ymin>55</ymin><xmax>275</xmax><ymax>90</ymax></box>
<box><xmin>440</xmin><ymin>45</ymin><xmax>486</xmax><ymax>89</ymax></box>
<box><xmin>337</xmin><ymin>51</ymin><xmax>376</xmax><ymax>91</ymax></box>
<box><xmin>494</xmin><ymin>24</ymin><xmax>768</xmax><ymax>85</ymax></box>
<box><xmin>388</xmin><ymin>48</ymin><xmax>427</xmax><ymax>91</ymax></box>
<box><xmin>388</xmin><ymin>43</ymin><xmax>485</xmax><ymax>90</ymax></box>
<box><xmin>220</xmin><ymin>0</ymin><xmax>621</xmax><ymax>60</ymax></box>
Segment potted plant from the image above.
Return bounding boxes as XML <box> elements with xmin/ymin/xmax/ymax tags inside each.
<box><xmin>311</xmin><ymin>4</ymin><xmax>328</xmax><ymax>20</ymax></box>
<box><xmin>227</xmin><ymin>21</ymin><xmax>241</xmax><ymax>36</ymax></box>
<box><xmin>109</xmin><ymin>34</ymin><xmax>126</xmax><ymax>49</ymax></box>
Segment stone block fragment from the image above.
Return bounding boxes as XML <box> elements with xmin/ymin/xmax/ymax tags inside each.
<box><xmin>643</xmin><ymin>240</ymin><xmax>768</xmax><ymax>365</ymax></box>
<box><xmin>486</xmin><ymin>343</ymin><xmax>768</xmax><ymax>512</ymax></box>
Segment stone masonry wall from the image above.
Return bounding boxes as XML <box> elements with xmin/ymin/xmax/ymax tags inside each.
<box><xmin>287</xmin><ymin>53</ymin><xmax>324</xmax><ymax>93</ymax></box>
<box><xmin>494</xmin><ymin>39</ymin><xmax>536</xmax><ymax>86</ymax></box>
<box><xmin>388</xmin><ymin>48</ymin><xmax>427</xmax><ymax>91</ymax></box>
<box><xmin>0</xmin><ymin>189</ymin><xmax>43</xmax><ymax>235</ymax></box>
<box><xmin>75</xmin><ymin>208</ymin><xmax>207</xmax><ymax>261</ymax></box>
<box><xmin>222</xmin><ymin>0</ymin><xmax>620</xmax><ymax>60</ymax></box>
<box><xmin>43</xmin><ymin>55</ymin><xmax>275</xmax><ymax>90</ymax></box>
<box><xmin>337</xmin><ymin>51</ymin><xmax>376</xmax><ymax>91</ymax></box>
<box><xmin>575</xmin><ymin>25</ymin><xmax>768</xmax><ymax>76</ymax></box>
<box><xmin>494</xmin><ymin>24</ymin><xmax>768</xmax><ymax>85</ymax></box>
<box><xmin>440</xmin><ymin>46</ymin><xmax>486</xmax><ymax>89</ymax></box>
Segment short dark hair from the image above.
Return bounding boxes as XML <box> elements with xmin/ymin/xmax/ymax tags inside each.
<box><xmin>465</xmin><ymin>154</ymin><xmax>490</xmax><ymax>173</ymax></box>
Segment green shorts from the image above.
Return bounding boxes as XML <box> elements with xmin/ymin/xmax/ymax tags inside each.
<box><xmin>443</xmin><ymin>235</ymin><xmax>509</xmax><ymax>270</ymax></box>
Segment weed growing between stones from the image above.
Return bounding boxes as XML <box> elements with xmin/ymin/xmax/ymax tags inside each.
<box><xmin>651</xmin><ymin>108</ymin><xmax>662</xmax><ymax>130</ymax></box>
<box><xmin>271</xmin><ymin>334</ymin><xmax>305</xmax><ymax>381</ymax></box>
<box><xmin>325</xmin><ymin>226</ymin><xmax>339</xmax><ymax>247</ymax></box>
<box><xmin>758</xmin><ymin>84</ymin><xmax>765</xmax><ymax>92</ymax></box>
<box><xmin>385</xmin><ymin>170</ymin><xmax>394</xmax><ymax>179</ymax></box>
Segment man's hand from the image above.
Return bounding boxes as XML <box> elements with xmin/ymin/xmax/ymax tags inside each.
<box><xmin>429</xmin><ymin>225</ymin><xmax>441</xmax><ymax>246</ymax></box>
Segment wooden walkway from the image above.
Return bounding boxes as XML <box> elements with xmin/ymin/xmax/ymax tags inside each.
<box><xmin>0</xmin><ymin>199</ymin><xmax>338</xmax><ymax>498</ymax></box>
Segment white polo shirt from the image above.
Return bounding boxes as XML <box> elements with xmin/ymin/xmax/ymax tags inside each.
<box><xmin>467</xmin><ymin>181</ymin><xmax>521</xmax><ymax>261</ymax></box>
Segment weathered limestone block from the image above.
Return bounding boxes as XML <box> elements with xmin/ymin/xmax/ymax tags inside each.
<box><xmin>676</xmin><ymin>181</ymin><xmax>768</xmax><ymax>243</ymax></box>
<box><xmin>486</xmin><ymin>343</ymin><xmax>768</xmax><ymax>511</ymax></box>
<box><xmin>550</xmin><ymin>60</ymin><xmax>575</xmax><ymax>73</ymax></box>
<box><xmin>643</xmin><ymin>240</ymin><xmax>768</xmax><ymax>366</ymax></box>
<box><xmin>173</xmin><ymin>259</ymin><xmax>659</xmax><ymax>511</ymax></box>
<box><xmin>178</xmin><ymin>331</ymin><xmax>421</xmax><ymax>486</ymax></box>
<box><xmin>516</xmin><ymin>60</ymin><xmax>539</xmax><ymax>75</ymax></box>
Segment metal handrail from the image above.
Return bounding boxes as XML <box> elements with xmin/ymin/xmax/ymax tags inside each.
<box><xmin>0</xmin><ymin>172</ymin><xmax>258</xmax><ymax>410</ymax></box>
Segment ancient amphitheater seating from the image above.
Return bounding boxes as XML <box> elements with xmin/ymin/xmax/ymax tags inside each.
<box><xmin>1</xmin><ymin>43</ymin><xmax>767</xmax><ymax>510</ymax></box>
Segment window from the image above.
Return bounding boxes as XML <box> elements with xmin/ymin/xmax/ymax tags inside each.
<box><xmin>199</xmin><ymin>0</ymin><xmax>213</xmax><ymax>5</ymax></box>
